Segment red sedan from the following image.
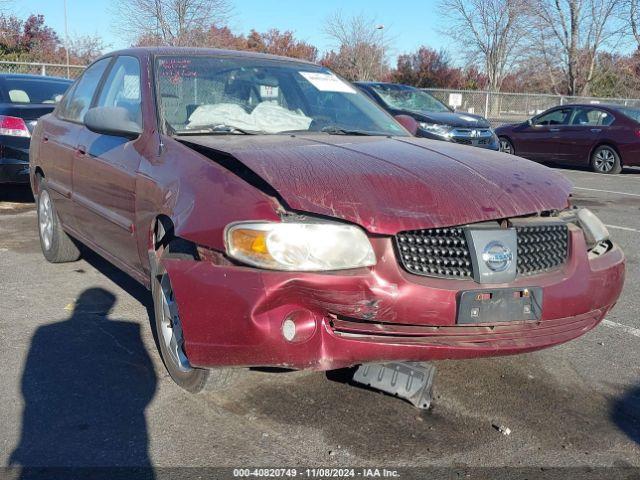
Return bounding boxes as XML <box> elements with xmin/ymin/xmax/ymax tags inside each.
<box><xmin>496</xmin><ymin>104</ymin><xmax>640</xmax><ymax>174</ymax></box>
<box><xmin>29</xmin><ymin>48</ymin><xmax>624</xmax><ymax>392</ymax></box>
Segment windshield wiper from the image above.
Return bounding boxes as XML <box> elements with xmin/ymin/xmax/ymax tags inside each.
<box><xmin>320</xmin><ymin>126</ymin><xmax>377</xmax><ymax>136</ymax></box>
<box><xmin>174</xmin><ymin>124</ymin><xmax>260</xmax><ymax>135</ymax></box>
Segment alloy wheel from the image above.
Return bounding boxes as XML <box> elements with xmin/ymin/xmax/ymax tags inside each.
<box><xmin>158</xmin><ymin>273</ymin><xmax>192</xmax><ymax>372</ymax></box>
<box><xmin>499</xmin><ymin>139</ymin><xmax>513</xmax><ymax>155</ymax></box>
<box><xmin>594</xmin><ymin>148</ymin><xmax>616</xmax><ymax>173</ymax></box>
<box><xmin>38</xmin><ymin>190</ymin><xmax>54</xmax><ymax>251</ymax></box>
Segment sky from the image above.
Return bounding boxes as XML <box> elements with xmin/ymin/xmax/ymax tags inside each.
<box><xmin>15</xmin><ymin>0</ymin><xmax>448</xmax><ymax>63</ymax></box>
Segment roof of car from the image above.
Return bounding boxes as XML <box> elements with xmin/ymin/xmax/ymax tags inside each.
<box><xmin>0</xmin><ymin>73</ymin><xmax>73</xmax><ymax>82</ymax></box>
<box><xmin>354</xmin><ymin>81</ymin><xmax>416</xmax><ymax>88</ymax></box>
<box><xmin>98</xmin><ymin>46</ymin><xmax>320</xmax><ymax>66</ymax></box>
<box><xmin>550</xmin><ymin>103</ymin><xmax>633</xmax><ymax>111</ymax></box>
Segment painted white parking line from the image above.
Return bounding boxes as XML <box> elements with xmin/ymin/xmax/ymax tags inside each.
<box><xmin>573</xmin><ymin>187</ymin><xmax>640</xmax><ymax>197</ymax></box>
<box><xmin>605</xmin><ymin>224</ymin><xmax>640</xmax><ymax>233</ymax></box>
<box><xmin>602</xmin><ymin>320</ymin><xmax>640</xmax><ymax>338</ymax></box>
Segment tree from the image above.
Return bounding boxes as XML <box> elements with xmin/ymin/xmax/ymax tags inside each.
<box><xmin>321</xmin><ymin>11</ymin><xmax>388</xmax><ymax>81</ymax></box>
<box><xmin>626</xmin><ymin>0</ymin><xmax>640</xmax><ymax>48</ymax></box>
<box><xmin>67</xmin><ymin>35</ymin><xmax>109</xmax><ymax>64</ymax></box>
<box><xmin>439</xmin><ymin>0</ymin><xmax>529</xmax><ymax>91</ymax></box>
<box><xmin>0</xmin><ymin>14</ymin><xmax>59</xmax><ymax>59</ymax></box>
<box><xmin>530</xmin><ymin>0</ymin><xmax>622</xmax><ymax>96</ymax></box>
<box><xmin>113</xmin><ymin>0</ymin><xmax>233</xmax><ymax>46</ymax></box>
<box><xmin>246</xmin><ymin>29</ymin><xmax>318</xmax><ymax>62</ymax></box>
<box><xmin>0</xmin><ymin>13</ymin><xmax>105</xmax><ymax>65</ymax></box>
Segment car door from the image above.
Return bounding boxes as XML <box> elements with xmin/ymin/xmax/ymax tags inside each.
<box><xmin>37</xmin><ymin>58</ymin><xmax>111</xmax><ymax>225</ymax></box>
<box><xmin>513</xmin><ymin>108</ymin><xmax>573</xmax><ymax>161</ymax></box>
<box><xmin>553</xmin><ymin>107</ymin><xmax>611</xmax><ymax>165</ymax></box>
<box><xmin>73</xmin><ymin>55</ymin><xmax>144</xmax><ymax>271</ymax></box>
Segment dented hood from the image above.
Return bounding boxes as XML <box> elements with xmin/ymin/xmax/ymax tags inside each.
<box><xmin>182</xmin><ymin>135</ymin><xmax>572</xmax><ymax>234</ymax></box>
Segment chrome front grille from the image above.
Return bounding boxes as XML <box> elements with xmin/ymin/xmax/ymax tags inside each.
<box><xmin>516</xmin><ymin>224</ymin><xmax>569</xmax><ymax>275</ymax></box>
<box><xmin>395</xmin><ymin>223</ymin><xmax>569</xmax><ymax>280</ymax></box>
<box><xmin>395</xmin><ymin>228</ymin><xmax>473</xmax><ymax>278</ymax></box>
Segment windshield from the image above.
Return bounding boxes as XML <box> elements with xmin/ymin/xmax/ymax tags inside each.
<box><xmin>3</xmin><ymin>77</ymin><xmax>71</xmax><ymax>104</ymax></box>
<box><xmin>618</xmin><ymin>107</ymin><xmax>640</xmax><ymax>123</ymax></box>
<box><xmin>370</xmin><ymin>85</ymin><xmax>450</xmax><ymax>113</ymax></box>
<box><xmin>155</xmin><ymin>56</ymin><xmax>406</xmax><ymax>136</ymax></box>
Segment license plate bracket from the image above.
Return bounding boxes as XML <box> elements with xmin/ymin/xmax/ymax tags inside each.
<box><xmin>457</xmin><ymin>287</ymin><xmax>543</xmax><ymax>325</ymax></box>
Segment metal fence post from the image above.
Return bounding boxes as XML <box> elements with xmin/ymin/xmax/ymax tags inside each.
<box><xmin>484</xmin><ymin>91</ymin><xmax>490</xmax><ymax>118</ymax></box>
<box><xmin>41</xmin><ymin>64</ymin><xmax>46</xmax><ymax>76</ymax></box>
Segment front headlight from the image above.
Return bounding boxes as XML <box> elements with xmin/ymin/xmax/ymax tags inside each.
<box><xmin>576</xmin><ymin>208</ymin><xmax>609</xmax><ymax>248</ymax></box>
<box><xmin>225</xmin><ymin>221</ymin><xmax>376</xmax><ymax>271</ymax></box>
<box><xmin>418</xmin><ymin>122</ymin><xmax>453</xmax><ymax>137</ymax></box>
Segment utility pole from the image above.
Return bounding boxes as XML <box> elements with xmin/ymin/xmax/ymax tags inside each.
<box><xmin>63</xmin><ymin>0</ymin><xmax>70</xmax><ymax>78</ymax></box>
<box><xmin>376</xmin><ymin>24</ymin><xmax>385</xmax><ymax>78</ymax></box>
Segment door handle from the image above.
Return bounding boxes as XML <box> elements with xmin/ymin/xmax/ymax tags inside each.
<box><xmin>76</xmin><ymin>145</ymin><xmax>87</xmax><ymax>156</ymax></box>
<box><xmin>43</xmin><ymin>135</ymin><xmax>49</xmax><ymax>143</ymax></box>
<box><xmin>549</xmin><ymin>128</ymin><xmax>560</xmax><ymax>132</ymax></box>
<box><xmin>591</xmin><ymin>128</ymin><xmax>602</xmax><ymax>133</ymax></box>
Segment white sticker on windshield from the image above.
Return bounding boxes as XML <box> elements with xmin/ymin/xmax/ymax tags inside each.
<box><xmin>299</xmin><ymin>72</ymin><xmax>356</xmax><ymax>94</ymax></box>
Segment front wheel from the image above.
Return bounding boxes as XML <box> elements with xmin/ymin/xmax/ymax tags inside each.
<box><xmin>151</xmin><ymin>257</ymin><xmax>238</xmax><ymax>393</ymax></box>
<box><xmin>499</xmin><ymin>137</ymin><xmax>515</xmax><ymax>155</ymax></box>
<box><xmin>591</xmin><ymin>146</ymin><xmax>622</xmax><ymax>174</ymax></box>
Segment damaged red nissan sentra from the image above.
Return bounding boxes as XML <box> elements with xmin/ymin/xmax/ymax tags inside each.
<box><xmin>29</xmin><ymin>48</ymin><xmax>624</xmax><ymax>393</ymax></box>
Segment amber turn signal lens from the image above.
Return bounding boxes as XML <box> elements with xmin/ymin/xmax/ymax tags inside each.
<box><xmin>230</xmin><ymin>228</ymin><xmax>268</xmax><ymax>254</ymax></box>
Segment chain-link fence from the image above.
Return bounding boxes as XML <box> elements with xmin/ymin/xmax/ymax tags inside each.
<box><xmin>0</xmin><ymin>61</ymin><xmax>85</xmax><ymax>79</ymax></box>
<box><xmin>3</xmin><ymin>60</ymin><xmax>639</xmax><ymax>127</ymax></box>
<box><xmin>423</xmin><ymin>88</ymin><xmax>640</xmax><ymax>127</ymax></box>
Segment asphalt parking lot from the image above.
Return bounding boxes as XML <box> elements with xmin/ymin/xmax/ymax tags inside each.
<box><xmin>0</xmin><ymin>165</ymin><xmax>639</xmax><ymax>474</ymax></box>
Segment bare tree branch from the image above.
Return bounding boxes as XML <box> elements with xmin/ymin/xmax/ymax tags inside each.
<box><xmin>111</xmin><ymin>0</ymin><xmax>233</xmax><ymax>46</ymax></box>
<box><xmin>530</xmin><ymin>0</ymin><xmax>622</xmax><ymax>95</ymax></box>
<box><xmin>439</xmin><ymin>0</ymin><xmax>529</xmax><ymax>91</ymax></box>
<box><xmin>321</xmin><ymin>11</ymin><xmax>390</xmax><ymax>81</ymax></box>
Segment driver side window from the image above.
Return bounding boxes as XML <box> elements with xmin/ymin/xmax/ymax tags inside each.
<box><xmin>533</xmin><ymin>108</ymin><xmax>572</xmax><ymax>126</ymax></box>
<box><xmin>96</xmin><ymin>56</ymin><xmax>142</xmax><ymax>129</ymax></box>
<box><xmin>58</xmin><ymin>57</ymin><xmax>111</xmax><ymax>123</ymax></box>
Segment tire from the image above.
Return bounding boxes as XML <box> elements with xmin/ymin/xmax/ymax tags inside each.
<box><xmin>37</xmin><ymin>179</ymin><xmax>81</xmax><ymax>263</ymax></box>
<box><xmin>591</xmin><ymin>145</ymin><xmax>622</xmax><ymax>174</ymax></box>
<box><xmin>150</xmin><ymin>251</ymin><xmax>238</xmax><ymax>393</ymax></box>
<box><xmin>499</xmin><ymin>137</ymin><xmax>515</xmax><ymax>155</ymax></box>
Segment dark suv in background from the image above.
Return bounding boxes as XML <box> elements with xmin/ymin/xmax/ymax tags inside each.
<box><xmin>0</xmin><ymin>73</ymin><xmax>72</xmax><ymax>184</ymax></box>
<box><xmin>355</xmin><ymin>82</ymin><xmax>499</xmax><ymax>150</ymax></box>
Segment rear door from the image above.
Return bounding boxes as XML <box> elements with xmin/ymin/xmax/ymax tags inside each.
<box><xmin>35</xmin><ymin>59</ymin><xmax>111</xmax><ymax>224</ymax></box>
<box><xmin>514</xmin><ymin>108</ymin><xmax>573</xmax><ymax>161</ymax></box>
<box><xmin>553</xmin><ymin>107</ymin><xmax>612</xmax><ymax>165</ymax></box>
<box><xmin>73</xmin><ymin>55</ymin><xmax>144</xmax><ymax>271</ymax></box>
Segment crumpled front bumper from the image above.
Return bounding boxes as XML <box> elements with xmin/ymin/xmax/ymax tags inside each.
<box><xmin>164</xmin><ymin>227</ymin><xmax>624</xmax><ymax>371</ymax></box>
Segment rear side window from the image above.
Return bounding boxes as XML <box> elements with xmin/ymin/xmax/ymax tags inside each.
<box><xmin>2</xmin><ymin>77</ymin><xmax>71</xmax><ymax>104</ymax></box>
<box><xmin>96</xmin><ymin>56</ymin><xmax>142</xmax><ymax>129</ymax></box>
<box><xmin>570</xmin><ymin>107</ymin><xmax>614</xmax><ymax>126</ymax></box>
<box><xmin>533</xmin><ymin>108</ymin><xmax>572</xmax><ymax>126</ymax></box>
<box><xmin>58</xmin><ymin>57</ymin><xmax>111</xmax><ymax>123</ymax></box>
<box><xmin>618</xmin><ymin>107</ymin><xmax>640</xmax><ymax>123</ymax></box>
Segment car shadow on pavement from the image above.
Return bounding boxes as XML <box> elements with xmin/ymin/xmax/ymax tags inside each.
<box><xmin>0</xmin><ymin>184</ymin><xmax>34</xmax><ymax>203</ymax></box>
<box><xmin>612</xmin><ymin>383</ymin><xmax>640</xmax><ymax>446</ymax></box>
<box><xmin>8</xmin><ymin>288</ymin><xmax>157</xmax><ymax>479</ymax></box>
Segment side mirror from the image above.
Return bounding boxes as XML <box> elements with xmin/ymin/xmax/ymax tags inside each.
<box><xmin>84</xmin><ymin>106</ymin><xmax>142</xmax><ymax>139</ymax></box>
<box><xmin>394</xmin><ymin>114</ymin><xmax>419</xmax><ymax>136</ymax></box>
